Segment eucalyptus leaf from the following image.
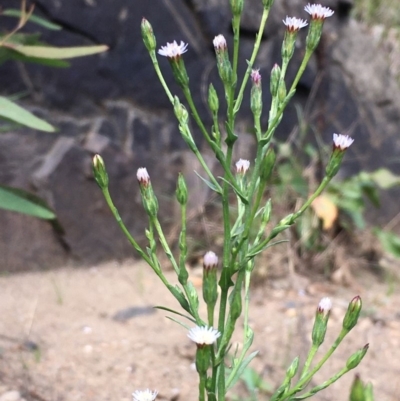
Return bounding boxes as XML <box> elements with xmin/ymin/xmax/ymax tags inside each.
<box><xmin>0</xmin><ymin>96</ymin><xmax>55</xmax><ymax>132</ymax></box>
<box><xmin>0</xmin><ymin>185</ymin><xmax>55</xmax><ymax>219</ymax></box>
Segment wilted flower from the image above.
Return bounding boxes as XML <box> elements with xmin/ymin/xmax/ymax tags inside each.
<box><xmin>132</xmin><ymin>389</ymin><xmax>158</xmax><ymax>401</ymax></box>
<box><xmin>203</xmin><ymin>251</ymin><xmax>218</xmax><ymax>270</ymax></box>
<box><xmin>158</xmin><ymin>40</ymin><xmax>188</xmax><ymax>59</ymax></box>
<box><xmin>235</xmin><ymin>159</ymin><xmax>250</xmax><ymax>174</ymax></box>
<box><xmin>188</xmin><ymin>325</ymin><xmax>221</xmax><ymax>345</ymax></box>
<box><xmin>250</xmin><ymin>69</ymin><xmax>262</xmax><ymax>86</ymax></box>
<box><xmin>318</xmin><ymin>297</ymin><xmax>332</xmax><ymax>317</ymax></box>
<box><xmin>213</xmin><ymin>34</ymin><xmax>227</xmax><ymax>50</ymax></box>
<box><xmin>282</xmin><ymin>16</ymin><xmax>308</xmax><ymax>32</ymax></box>
<box><xmin>137</xmin><ymin>167</ymin><xmax>151</xmax><ymax>186</ymax></box>
<box><xmin>333</xmin><ymin>133</ymin><xmax>354</xmax><ymax>150</ymax></box>
<box><xmin>304</xmin><ymin>3</ymin><xmax>334</xmax><ymax>20</ymax></box>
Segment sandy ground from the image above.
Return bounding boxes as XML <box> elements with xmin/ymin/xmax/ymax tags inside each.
<box><xmin>0</xmin><ymin>260</ymin><xmax>400</xmax><ymax>401</ymax></box>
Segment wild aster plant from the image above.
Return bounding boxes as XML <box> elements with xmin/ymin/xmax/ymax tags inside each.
<box><xmin>93</xmin><ymin>1</ymin><xmax>369</xmax><ymax>401</ymax></box>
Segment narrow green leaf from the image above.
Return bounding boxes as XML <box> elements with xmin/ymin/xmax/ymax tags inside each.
<box><xmin>165</xmin><ymin>316</ymin><xmax>191</xmax><ymax>330</ymax></box>
<box><xmin>10</xmin><ymin>44</ymin><xmax>108</xmax><ymax>59</ymax></box>
<box><xmin>373</xmin><ymin>228</ymin><xmax>400</xmax><ymax>258</ymax></box>
<box><xmin>226</xmin><ymin>351</ymin><xmax>259</xmax><ymax>390</ymax></box>
<box><xmin>3</xmin><ymin>9</ymin><xmax>63</xmax><ymax>30</ymax></box>
<box><xmin>0</xmin><ymin>185</ymin><xmax>56</xmax><ymax>219</ymax></box>
<box><xmin>154</xmin><ymin>306</ymin><xmax>196</xmax><ymax>323</ymax></box>
<box><xmin>0</xmin><ymin>47</ymin><xmax>70</xmax><ymax>67</ymax></box>
<box><xmin>193</xmin><ymin>170</ymin><xmax>219</xmax><ymax>192</ymax></box>
<box><xmin>0</xmin><ymin>96</ymin><xmax>55</xmax><ymax>132</ymax></box>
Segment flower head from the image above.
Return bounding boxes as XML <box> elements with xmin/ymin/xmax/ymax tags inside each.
<box><xmin>137</xmin><ymin>167</ymin><xmax>150</xmax><ymax>186</ymax></box>
<box><xmin>235</xmin><ymin>159</ymin><xmax>250</xmax><ymax>174</ymax></box>
<box><xmin>132</xmin><ymin>389</ymin><xmax>158</xmax><ymax>401</ymax></box>
<box><xmin>203</xmin><ymin>251</ymin><xmax>218</xmax><ymax>270</ymax></box>
<box><xmin>333</xmin><ymin>133</ymin><xmax>354</xmax><ymax>150</ymax></box>
<box><xmin>318</xmin><ymin>297</ymin><xmax>332</xmax><ymax>316</ymax></box>
<box><xmin>282</xmin><ymin>16</ymin><xmax>308</xmax><ymax>32</ymax></box>
<box><xmin>188</xmin><ymin>325</ymin><xmax>221</xmax><ymax>346</ymax></box>
<box><xmin>251</xmin><ymin>69</ymin><xmax>262</xmax><ymax>86</ymax></box>
<box><xmin>158</xmin><ymin>40</ymin><xmax>188</xmax><ymax>59</ymax></box>
<box><xmin>213</xmin><ymin>34</ymin><xmax>227</xmax><ymax>51</ymax></box>
<box><xmin>304</xmin><ymin>4</ymin><xmax>334</xmax><ymax>20</ymax></box>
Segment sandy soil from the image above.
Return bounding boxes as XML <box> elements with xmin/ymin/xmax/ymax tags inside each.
<box><xmin>0</xmin><ymin>260</ymin><xmax>399</xmax><ymax>401</ymax></box>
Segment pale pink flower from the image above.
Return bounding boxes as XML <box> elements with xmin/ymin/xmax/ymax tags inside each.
<box><xmin>213</xmin><ymin>34</ymin><xmax>227</xmax><ymax>50</ymax></box>
<box><xmin>158</xmin><ymin>41</ymin><xmax>188</xmax><ymax>58</ymax></box>
<box><xmin>235</xmin><ymin>159</ymin><xmax>250</xmax><ymax>174</ymax></box>
<box><xmin>137</xmin><ymin>167</ymin><xmax>150</xmax><ymax>186</ymax></box>
<box><xmin>282</xmin><ymin>16</ymin><xmax>308</xmax><ymax>32</ymax></box>
<box><xmin>203</xmin><ymin>251</ymin><xmax>218</xmax><ymax>270</ymax></box>
<box><xmin>333</xmin><ymin>133</ymin><xmax>354</xmax><ymax>150</ymax></box>
<box><xmin>304</xmin><ymin>4</ymin><xmax>334</xmax><ymax>20</ymax></box>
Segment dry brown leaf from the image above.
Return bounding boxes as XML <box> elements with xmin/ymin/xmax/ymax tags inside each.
<box><xmin>311</xmin><ymin>194</ymin><xmax>338</xmax><ymax>230</ymax></box>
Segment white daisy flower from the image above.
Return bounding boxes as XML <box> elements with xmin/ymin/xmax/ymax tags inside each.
<box><xmin>137</xmin><ymin>167</ymin><xmax>150</xmax><ymax>185</ymax></box>
<box><xmin>188</xmin><ymin>325</ymin><xmax>221</xmax><ymax>345</ymax></box>
<box><xmin>132</xmin><ymin>389</ymin><xmax>158</xmax><ymax>401</ymax></box>
<box><xmin>158</xmin><ymin>41</ymin><xmax>188</xmax><ymax>58</ymax></box>
<box><xmin>213</xmin><ymin>34</ymin><xmax>227</xmax><ymax>50</ymax></box>
<box><xmin>235</xmin><ymin>159</ymin><xmax>250</xmax><ymax>174</ymax></box>
<box><xmin>333</xmin><ymin>133</ymin><xmax>354</xmax><ymax>150</ymax></box>
<box><xmin>318</xmin><ymin>297</ymin><xmax>332</xmax><ymax>316</ymax></box>
<box><xmin>282</xmin><ymin>16</ymin><xmax>308</xmax><ymax>32</ymax></box>
<box><xmin>304</xmin><ymin>4</ymin><xmax>334</xmax><ymax>20</ymax></box>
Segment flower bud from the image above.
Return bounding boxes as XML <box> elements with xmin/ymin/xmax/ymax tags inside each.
<box><xmin>208</xmin><ymin>83</ymin><xmax>219</xmax><ymax>114</ymax></box>
<box><xmin>281</xmin><ymin>17</ymin><xmax>308</xmax><ymax>61</ymax></box>
<box><xmin>277</xmin><ymin>78</ymin><xmax>287</xmax><ymax>104</ymax></box>
<box><xmin>312</xmin><ymin>297</ymin><xmax>332</xmax><ymax>346</ymax></box>
<box><xmin>343</xmin><ymin>296</ymin><xmax>362</xmax><ymax>332</ymax></box>
<box><xmin>92</xmin><ymin>154</ymin><xmax>109</xmax><ymax>189</ymax></box>
<box><xmin>349</xmin><ymin>374</ymin><xmax>365</xmax><ymax>401</ymax></box>
<box><xmin>141</xmin><ymin>18</ymin><xmax>156</xmax><ymax>53</ymax></box>
<box><xmin>173</xmin><ymin>97</ymin><xmax>189</xmax><ymax>125</ymax></box>
<box><xmin>235</xmin><ymin>159</ymin><xmax>250</xmax><ymax>175</ymax></box>
<box><xmin>270</xmin><ymin>64</ymin><xmax>281</xmax><ymax>97</ymax></box>
<box><xmin>137</xmin><ymin>168</ymin><xmax>158</xmax><ymax>217</ymax></box>
<box><xmin>213</xmin><ymin>35</ymin><xmax>233</xmax><ymax>86</ymax></box>
<box><xmin>346</xmin><ymin>344</ymin><xmax>369</xmax><ymax>370</ymax></box>
<box><xmin>262</xmin><ymin>0</ymin><xmax>274</xmax><ymax>9</ymax></box>
<box><xmin>250</xmin><ymin>69</ymin><xmax>262</xmax><ymax>117</ymax></box>
<box><xmin>286</xmin><ymin>357</ymin><xmax>299</xmax><ymax>380</ymax></box>
<box><xmin>176</xmin><ymin>173</ymin><xmax>188</xmax><ymax>205</ymax></box>
<box><xmin>203</xmin><ymin>251</ymin><xmax>218</xmax><ymax>307</ymax></box>
<box><xmin>230</xmin><ymin>0</ymin><xmax>244</xmax><ymax>16</ymax></box>
<box><xmin>260</xmin><ymin>147</ymin><xmax>276</xmax><ymax>181</ymax></box>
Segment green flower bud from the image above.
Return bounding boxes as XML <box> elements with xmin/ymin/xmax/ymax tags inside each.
<box><xmin>346</xmin><ymin>344</ymin><xmax>369</xmax><ymax>370</ymax></box>
<box><xmin>343</xmin><ymin>296</ymin><xmax>362</xmax><ymax>332</ymax></box>
<box><xmin>208</xmin><ymin>83</ymin><xmax>219</xmax><ymax>114</ymax></box>
<box><xmin>229</xmin><ymin>286</ymin><xmax>242</xmax><ymax>321</ymax></box>
<box><xmin>349</xmin><ymin>374</ymin><xmax>365</xmax><ymax>401</ymax></box>
<box><xmin>158</xmin><ymin>41</ymin><xmax>189</xmax><ymax>88</ymax></box>
<box><xmin>270</xmin><ymin>64</ymin><xmax>281</xmax><ymax>97</ymax></box>
<box><xmin>137</xmin><ymin>168</ymin><xmax>159</xmax><ymax>217</ymax></box>
<box><xmin>92</xmin><ymin>154</ymin><xmax>109</xmax><ymax>189</ymax></box>
<box><xmin>173</xmin><ymin>97</ymin><xmax>189</xmax><ymax>125</ymax></box>
<box><xmin>262</xmin><ymin>0</ymin><xmax>275</xmax><ymax>10</ymax></box>
<box><xmin>312</xmin><ymin>297</ymin><xmax>332</xmax><ymax>346</ymax></box>
<box><xmin>250</xmin><ymin>69</ymin><xmax>263</xmax><ymax>117</ymax></box>
<box><xmin>286</xmin><ymin>357</ymin><xmax>299</xmax><ymax>380</ymax></box>
<box><xmin>326</xmin><ymin>134</ymin><xmax>354</xmax><ymax>178</ymax></box>
<box><xmin>213</xmin><ymin>35</ymin><xmax>233</xmax><ymax>86</ymax></box>
<box><xmin>202</xmin><ymin>251</ymin><xmax>218</xmax><ymax>307</ymax></box>
<box><xmin>176</xmin><ymin>173</ymin><xmax>188</xmax><ymax>205</ymax></box>
<box><xmin>277</xmin><ymin>79</ymin><xmax>287</xmax><ymax>104</ymax></box>
<box><xmin>260</xmin><ymin>147</ymin><xmax>276</xmax><ymax>181</ymax></box>
<box><xmin>230</xmin><ymin>0</ymin><xmax>244</xmax><ymax>16</ymax></box>
<box><xmin>141</xmin><ymin>18</ymin><xmax>156</xmax><ymax>53</ymax></box>
<box><xmin>364</xmin><ymin>383</ymin><xmax>374</xmax><ymax>401</ymax></box>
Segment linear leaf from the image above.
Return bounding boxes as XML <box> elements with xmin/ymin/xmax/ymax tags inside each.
<box><xmin>9</xmin><ymin>44</ymin><xmax>108</xmax><ymax>59</ymax></box>
<box><xmin>2</xmin><ymin>9</ymin><xmax>63</xmax><ymax>30</ymax></box>
<box><xmin>0</xmin><ymin>185</ymin><xmax>56</xmax><ymax>219</ymax></box>
<box><xmin>0</xmin><ymin>96</ymin><xmax>55</xmax><ymax>132</ymax></box>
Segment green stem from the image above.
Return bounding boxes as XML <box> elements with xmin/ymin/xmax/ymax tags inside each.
<box><xmin>291</xmin><ymin>366</ymin><xmax>349</xmax><ymax>400</ymax></box>
<box><xmin>234</xmin><ymin>7</ymin><xmax>270</xmax><ymax>115</ymax></box>
<box><xmin>149</xmin><ymin>52</ymin><xmax>174</xmax><ymax>103</ymax></box>
<box><xmin>288</xmin><ymin>49</ymin><xmax>313</xmax><ymax>94</ymax></box>
<box><xmin>300</xmin><ymin>344</ymin><xmax>319</xmax><ymax>380</ymax></box>
<box><xmin>282</xmin><ymin>329</ymin><xmax>349</xmax><ymax>399</ymax></box>
<box><xmin>199</xmin><ymin>373</ymin><xmax>206</xmax><ymax>401</ymax></box>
